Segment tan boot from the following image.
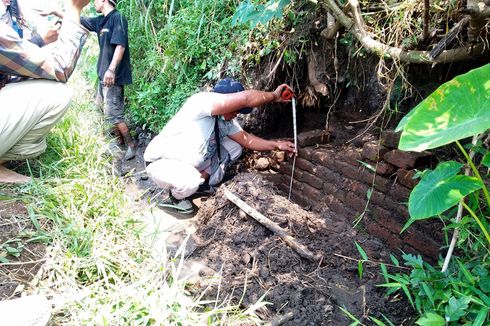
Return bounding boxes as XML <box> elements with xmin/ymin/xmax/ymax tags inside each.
<box><xmin>0</xmin><ymin>165</ymin><xmax>31</xmax><ymax>184</ymax></box>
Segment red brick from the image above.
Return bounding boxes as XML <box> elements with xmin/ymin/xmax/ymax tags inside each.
<box><xmin>391</xmin><ymin>184</ymin><xmax>411</xmax><ymax>202</ymax></box>
<box><xmin>295</xmin><ymin>157</ymin><xmax>317</xmax><ymax>175</ymax></box>
<box><xmin>264</xmin><ymin>173</ymin><xmax>285</xmax><ymax>186</ymax></box>
<box><xmin>381</xmin><ymin>130</ymin><xmax>401</xmax><ymax>149</ymax></box>
<box><xmin>317</xmin><ymin>166</ymin><xmax>343</xmax><ymax>185</ymax></box>
<box><xmin>346</xmin><ymin>191</ymin><xmax>367</xmax><ymax>213</ymax></box>
<box><xmin>298</xmin><ymin>147</ymin><xmax>314</xmax><ymax>160</ymax></box>
<box><xmin>371</xmin><ymin>211</ymin><xmax>404</xmax><ymax>234</ymax></box>
<box><xmin>322</xmin><ymin>194</ymin><xmax>352</xmax><ymax>216</ymax></box>
<box><xmin>334</xmin><ymin>160</ymin><xmax>391</xmax><ymax>193</ymax></box>
<box><xmin>365</xmin><ymin>221</ymin><xmax>403</xmax><ymax>249</ymax></box>
<box><xmin>299</xmin><ymin>171</ymin><xmax>324</xmax><ymax>190</ymax></box>
<box><xmin>297</xmin><ymin>130</ymin><xmax>330</xmax><ymax>147</ymax></box>
<box><xmin>384</xmin><ymin>149</ymin><xmax>432</xmax><ymax>169</ymax></box>
<box><xmin>401</xmin><ymin>229</ymin><xmax>440</xmax><ymax>260</ymax></box>
<box><xmin>278</xmin><ymin>162</ymin><xmax>292</xmax><ymax>175</ymax></box>
<box><xmin>332</xmin><ymin>188</ymin><xmax>347</xmax><ymax>202</ymax></box>
<box><xmin>350</xmin><ymin>181</ymin><xmax>370</xmax><ymax>197</ymax></box>
<box><xmin>312</xmin><ymin>148</ymin><xmax>334</xmax><ymax>166</ymax></box>
<box><xmin>397</xmin><ymin>169</ymin><xmax>419</xmax><ymax>189</ymax></box>
<box><xmin>362</xmin><ymin>142</ymin><xmax>390</xmax><ymax>162</ymax></box>
<box><xmin>302</xmin><ymin>182</ymin><xmax>323</xmax><ymax>203</ymax></box>
<box><xmin>341</xmin><ymin>147</ymin><xmax>363</xmax><ymax>166</ymax></box>
<box><xmin>375</xmin><ymin>161</ymin><xmax>396</xmax><ymax>176</ymax></box>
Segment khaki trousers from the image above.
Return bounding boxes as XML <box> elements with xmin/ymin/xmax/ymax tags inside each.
<box><xmin>0</xmin><ymin>80</ymin><xmax>72</xmax><ymax>161</ymax></box>
<box><xmin>146</xmin><ymin>137</ymin><xmax>242</xmax><ymax>199</ymax></box>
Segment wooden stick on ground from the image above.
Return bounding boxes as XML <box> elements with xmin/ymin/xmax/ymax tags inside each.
<box><xmin>224</xmin><ymin>189</ymin><xmax>320</xmax><ymax>261</ymax></box>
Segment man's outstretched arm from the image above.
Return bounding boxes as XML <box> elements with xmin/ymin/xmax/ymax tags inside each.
<box><xmin>0</xmin><ymin>0</ymin><xmax>90</xmax><ymax>82</ymax></box>
<box><xmin>229</xmin><ymin>130</ymin><xmax>296</xmax><ymax>154</ymax></box>
<box><xmin>210</xmin><ymin>84</ymin><xmax>293</xmax><ymax>116</ymax></box>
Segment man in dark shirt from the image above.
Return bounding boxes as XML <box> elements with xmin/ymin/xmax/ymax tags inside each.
<box><xmin>44</xmin><ymin>0</ymin><xmax>136</xmax><ymax>160</ymax></box>
<box><xmin>83</xmin><ymin>0</ymin><xmax>136</xmax><ymax>160</ymax></box>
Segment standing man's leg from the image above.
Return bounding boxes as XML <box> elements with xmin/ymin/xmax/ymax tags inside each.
<box><xmin>101</xmin><ymin>85</ymin><xmax>136</xmax><ymax>160</ymax></box>
<box><xmin>0</xmin><ymin>80</ymin><xmax>72</xmax><ymax>183</ymax></box>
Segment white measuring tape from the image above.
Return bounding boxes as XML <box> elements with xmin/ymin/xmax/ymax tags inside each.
<box><xmin>288</xmin><ymin>97</ymin><xmax>297</xmax><ymax>201</ymax></box>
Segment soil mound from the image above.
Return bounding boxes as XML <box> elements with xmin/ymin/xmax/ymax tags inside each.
<box><xmin>191</xmin><ymin>172</ymin><xmax>413</xmax><ymax>325</ymax></box>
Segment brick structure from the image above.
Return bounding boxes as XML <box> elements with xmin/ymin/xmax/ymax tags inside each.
<box><xmin>267</xmin><ymin>129</ymin><xmax>441</xmax><ymax>261</ymax></box>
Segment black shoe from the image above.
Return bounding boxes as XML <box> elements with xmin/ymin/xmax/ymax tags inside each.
<box><xmin>158</xmin><ymin>194</ymin><xmax>194</xmax><ymax>214</ymax></box>
<box><xmin>195</xmin><ymin>183</ymin><xmax>217</xmax><ymax>196</ymax></box>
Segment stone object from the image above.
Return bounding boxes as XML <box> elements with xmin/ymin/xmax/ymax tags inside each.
<box><xmin>297</xmin><ymin>130</ymin><xmax>329</xmax><ymax>147</ymax></box>
<box><xmin>255</xmin><ymin>157</ymin><xmax>270</xmax><ymax>171</ymax></box>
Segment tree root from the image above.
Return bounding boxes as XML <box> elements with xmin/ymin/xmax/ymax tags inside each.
<box><xmin>318</xmin><ymin>0</ymin><xmax>489</xmax><ymax>64</ymax></box>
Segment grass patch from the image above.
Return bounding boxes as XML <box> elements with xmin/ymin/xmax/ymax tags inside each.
<box><xmin>2</xmin><ymin>75</ymin><xmax>266</xmax><ymax>324</ymax></box>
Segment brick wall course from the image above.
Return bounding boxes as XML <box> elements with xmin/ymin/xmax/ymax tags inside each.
<box><xmin>299</xmin><ymin>171</ymin><xmax>324</xmax><ymax>190</ymax></box>
<box><xmin>267</xmin><ymin>142</ymin><xmax>441</xmax><ymax>261</ymax></box>
<box><xmin>298</xmin><ymin>147</ymin><xmax>314</xmax><ymax>160</ymax></box>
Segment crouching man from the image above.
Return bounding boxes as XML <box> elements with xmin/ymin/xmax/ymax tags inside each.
<box><xmin>144</xmin><ymin>78</ymin><xmax>296</xmax><ymax>214</ymax></box>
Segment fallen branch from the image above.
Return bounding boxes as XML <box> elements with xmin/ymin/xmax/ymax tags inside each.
<box><xmin>224</xmin><ymin>189</ymin><xmax>320</xmax><ymax>261</ymax></box>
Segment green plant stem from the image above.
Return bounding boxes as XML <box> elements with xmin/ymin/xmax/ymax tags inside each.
<box><xmin>461</xmin><ymin>201</ymin><xmax>490</xmax><ymax>247</ymax></box>
<box><xmin>456</xmin><ymin>140</ymin><xmax>490</xmax><ymax>209</ymax></box>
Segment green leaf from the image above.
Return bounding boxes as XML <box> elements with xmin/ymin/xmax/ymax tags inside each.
<box><xmin>479</xmin><ymin>275</ymin><xmax>490</xmax><ymax>293</ymax></box>
<box><xmin>403</xmin><ymin>161</ymin><xmax>482</xmax><ymax>230</ymax></box>
<box><xmin>0</xmin><ymin>255</ymin><xmax>9</xmax><ymax>263</ymax></box>
<box><xmin>473</xmin><ymin>307</ymin><xmax>489</xmax><ymax>326</ymax></box>
<box><xmin>370</xmin><ymin>316</ymin><xmax>387</xmax><ymax>326</ymax></box>
<box><xmin>389</xmin><ymin>254</ymin><xmax>400</xmax><ymax>266</ymax></box>
<box><xmin>457</xmin><ymin>259</ymin><xmax>475</xmax><ymax>285</ymax></box>
<box><xmin>445</xmin><ymin>296</ymin><xmax>470</xmax><ymax>321</ymax></box>
<box><xmin>355</xmin><ymin>242</ymin><xmax>369</xmax><ymax>260</ymax></box>
<box><xmin>398</xmin><ymin>63</ymin><xmax>490</xmax><ymax>152</ymax></box>
<box><xmin>395</xmin><ymin>107</ymin><xmax>416</xmax><ymax>132</ymax></box>
<box><xmin>358</xmin><ymin>261</ymin><xmax>363</xmax><ymax>280</ymax></box>
<box><xmin>5</xmin><ymin>246</ymin><xmax>20</xmax><ymax>257</ymax></box>
<box><xmin>415</xmin><ymin>312</ymin><xmax>445</xmax><ymax>326</ymax></box>
<box><xmin>339</xmin><ymin>306</ymin><xmax>361</xmax><ymax>325</ymax></box>
<box><xmin>482</xmin><ymin>152</ymin><xmax>490</xmax><ymax>168</ymax></box>
<box><xmin>421</xmin><ymin>282</ymin><xmax>435</xmax><ymax>307</ymax></box>
<box><xmin>380</xmin><ymin>263</ymin><xmax>389</xmax><ymax>283</ymax></box>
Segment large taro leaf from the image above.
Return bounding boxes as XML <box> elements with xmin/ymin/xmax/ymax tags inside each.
<box><xmin>398</xmin><ymin>63</ymin><xmax>490</xmax><ymax>152</ymax></box>
<box><xmin>402</xmin><ymin>161</ymin><xmax>482</xmax><ymax>232</ymax></box>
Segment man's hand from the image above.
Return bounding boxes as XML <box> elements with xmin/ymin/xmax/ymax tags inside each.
<box><xmin>42</xmin><ymin>23</ymin><xmax>61</xmax><ymax>45</ymax></box>
<box><xmin>38</xmin><ymin>9</ymin><xmax>63</xmax><ymax>18</ymax></box>
<box><xmin>276</xmin><ymin>140</ymin><xmax>296</xmax><ymax>156</ymax></box>
<box><xmin>273</xmin><ymin>84</ymin><xmax>294</xmax><ymax>103</ymax></box>
<box><xmin>64</xmin><ymin>0</ymin><xmax>90</xmax><ymax>23</ymax></box>
<box><xmin>71</xmin><ymin>0</ymin><xmax>91</xmax><ymax>11</ymax></box>
<box><xmin>103</xmin><ymin>69</ymin><xmax>115</xmax><ymax>87</ymax></box>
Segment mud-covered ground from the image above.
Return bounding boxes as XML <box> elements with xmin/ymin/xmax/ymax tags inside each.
<box><xmin>189</xmin><ymin>172</ymin><xmax>414</xmax><ymax>325</ymax></box>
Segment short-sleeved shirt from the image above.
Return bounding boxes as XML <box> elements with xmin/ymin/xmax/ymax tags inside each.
<box><xmin>144</xmin><ymin>92</ymin><xmax>243</xmax><ymax>167</ymax></box>
<box><xmin>81</xmin><ymin>10</ymin><xmax>132</xmax><ymax>85</ymax></box>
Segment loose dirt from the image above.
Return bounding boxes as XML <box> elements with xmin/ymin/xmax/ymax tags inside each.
<box><xmin>188</xmin><ymin>172</ymin><xmax>413</xmax><ymax>325</ymax></box>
